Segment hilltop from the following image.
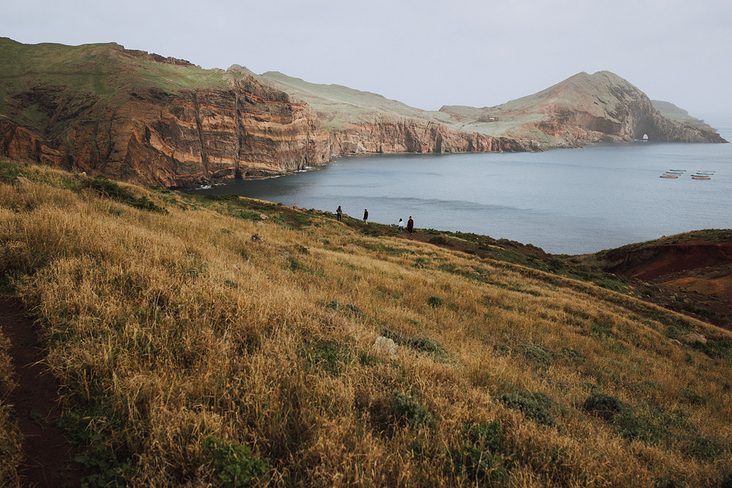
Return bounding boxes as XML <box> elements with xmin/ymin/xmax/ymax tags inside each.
<box><xmin>1</xmin><ymin>160</ymin><xmax>731</xmax><ymax>486</ymax></box>
<box><xmin>439</xmin><ymin>71</ymin><xmax>726</xmax><ymax>147</ymax></box>
<box><xmin>0</xmin><ymin>38</ymin><xmax>726</xmax><ymax>188</ymax></box>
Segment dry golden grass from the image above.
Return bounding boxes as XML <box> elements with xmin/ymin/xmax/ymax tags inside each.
<box><xmin>0</xmin><ymin>326</ymin><xmax>21</xmax><ymax>487</ymax></box>
<box><xmin>1</xmin><ymin>162</ymin><xmax>731</xmax><ymax>487</ymax></box>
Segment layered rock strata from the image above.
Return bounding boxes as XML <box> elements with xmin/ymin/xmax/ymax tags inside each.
<box><xmin>1</xmin><ymin>77</ymin><xmax>331</xmax><ymax>188</ymax></box>
<box><xmin>329</xmin><ymin>120</ymin><xmax>537</xmax><ymax>156</ymax></box>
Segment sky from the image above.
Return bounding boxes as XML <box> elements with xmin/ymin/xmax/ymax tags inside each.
<box><xmin>3</xmin><ymin>0</ymin><xmax>732</xmax><ymax>123</ymax></box>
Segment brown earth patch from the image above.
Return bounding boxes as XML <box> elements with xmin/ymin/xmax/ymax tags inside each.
<box><xmin>605</xmin><ymin>241</ymin><xmax>732</xmax><ymax>281</ymax></box>
<box><xmin>604</xmin><ymin>240</ymin><xmax>732</xmax><ymax>329</ymax></box>
<box><xmin>1</xmin><ymin>295</ymin><xmax>82</xmax><ymax>487</ymax></box>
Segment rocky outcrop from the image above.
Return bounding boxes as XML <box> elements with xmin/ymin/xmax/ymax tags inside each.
<box><xmin>329</xmin><ymin>120</ymin><xmax>537</xmax><ymax>156</ymax></box>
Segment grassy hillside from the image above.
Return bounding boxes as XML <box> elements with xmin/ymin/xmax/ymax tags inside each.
<box><xmin>0</xmin><ymin>37</ymin><xmax>227</xmax><ymax>97</ymax></box>
<box><xmin>0</xmin><ymin>37</ymin><xmax>228</xmax><ymax>134</ymax></box>
<box><xmin>1</xmin><ymin>160</ymin><xmax>731</xmax><ymax>487</ymax></box>
<box><xmin>651</xmin><ymin>100</ymin><xmax>716</xmax><ymax>131</ymax></box>
<box><xmin>257</xmin><ymin>71</ymin><xmax>455</xmax><ymax>131</ymax></box>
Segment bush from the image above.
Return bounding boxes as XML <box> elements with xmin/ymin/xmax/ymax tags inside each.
<box><xmin>582</xmin><ymin>392</ymin><xmax>624</xmax><ymax>421</ymax></box>
<box><xmin>391</xmin><ymin>390</ymin><xmax>435</xmax><ymax>429</ymax></box>
<box><xmin>204</xmin><ymin>436</ymin><xmax>270</xmax><ymax>488</ymax></box>
<box><xmin>465</xmin><ymin>421</ymin><xmax>503</xmax><ymax>452</ymax></box>
<box><xmin>521</xmin><ymin>341</ymin><xmax>554</xmax><ymax>366</ymax></box>
<box><xmin>428</xmin><ymin>235</ymin><xmax>449</xmax><ymax>246</ymax></box>
<box><xmin>298</xmin><ymin>339</ymin><xmax>351</xmax><ymax>376</ymax></box>
<box><xmin>452</xmin><ymin>422</ymin><xmax>509</xmax><ymax>486</ymax></box>
<box><xmin>498</xmin><ymin>391</ymin><xmax>558</xmax><ymax>427</ymax></box>
<box><xmin>455</xmin><ymin>446</ymin><xmax>508</xmax><ymax>486</ymax></box>
<box><xmin>320</xmin><ymin>299</ymin><xmax>363</xmax><ymax>317</ymax></box>
<box><xmin>427</xmin><ymin>296</ymin><xmax>444</xmax><ymax>307</ymax></box>
<box><xmin>380</xmin><ymin>328</ymin><xmax>447</xmax><ymax>358</ymax></box>
<box><xmin>582</xmin><ymin>393</ymin><xmax>669</xmax><ymax>445</ymax></box>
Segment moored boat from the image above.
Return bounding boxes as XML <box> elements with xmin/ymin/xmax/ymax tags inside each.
<box><xmin>691</xmin><ymin>175</ymin><xmax>711</xmax><ymax>180</ymax></box>
<box><xmin>660</xmin><ymin>174</ymin><xmax>678</xmax><ymax>178</ymax></box>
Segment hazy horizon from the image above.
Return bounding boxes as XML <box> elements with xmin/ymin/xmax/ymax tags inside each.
<box><xmin>3</xmin><ymin>0</ymin><xmax>731</xmax><ymax>122</ymax></box>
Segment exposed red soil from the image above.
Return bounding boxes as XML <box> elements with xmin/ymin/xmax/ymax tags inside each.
<box><xmin>605</xmin><ymin>241</ymin><xmax>732</xmax><ymax>282</ymax></box>
<box><xmin>604</xmin><ymin>240</ymin><xmax>732</xmax><ymax>328</ymax></box>
<box><xmin>1</xmin><ymin>295</ymin><xmax>82</xmax><ymax>487</ymax></box>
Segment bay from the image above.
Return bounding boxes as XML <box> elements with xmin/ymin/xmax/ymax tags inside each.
<box><xmin>195</xmin><ymin>123</ymin><xmax>732</xmax><ymax>255</ymax></box>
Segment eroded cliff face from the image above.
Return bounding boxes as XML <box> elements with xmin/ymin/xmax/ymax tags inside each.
<box><xmin>1</xmin><ymin>77</ymin><xmax>331</xmax><ymax>188</ymax></box>
<box><xmin>329</xmin><ymin>120</ymin><xmax>536</xmax><ymax>156</ymax></box>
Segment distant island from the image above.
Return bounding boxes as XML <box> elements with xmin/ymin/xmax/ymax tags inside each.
<box><xmin>0</xmin><ymin>38</ymin><xmax>726</xmax><ymax>188</ymax></box>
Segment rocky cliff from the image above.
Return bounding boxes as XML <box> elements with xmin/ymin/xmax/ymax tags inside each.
<box><xmin>0</xmin><ymin>40</ymin><xmax>330</xmax><ymax>188</ymax></box>
<box><xmin>328</xmin><ymin>119</ymin><xmax>537</xmax><ymax>155</ymax></box>
<box><xmin>0</xmin><ymin>40</ymin><xmax>726</xmax><ymax>189</ymax></box>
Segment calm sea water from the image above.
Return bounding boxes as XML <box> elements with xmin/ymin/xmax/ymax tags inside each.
<box><xmin>196</xmin><ymin>122</ymin><xmax>732</xmax><ymax>255</ymax></box>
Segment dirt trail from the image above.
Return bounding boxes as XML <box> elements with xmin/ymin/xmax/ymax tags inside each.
<box><xmin>1</xmin><ymin>295</ymin><xmax>82</xmax><ymax>487</ymax></box>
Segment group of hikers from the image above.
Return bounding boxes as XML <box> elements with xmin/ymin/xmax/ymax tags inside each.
<box><xmin>335</xmin><ymin>206</ymin><xmax>414</xmax><ymax>234</ymax></box>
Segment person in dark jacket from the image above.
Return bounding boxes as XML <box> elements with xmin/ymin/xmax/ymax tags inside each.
<box><xmin>336</xmin><ymin>205</ymin><xmax>342</xmax><ymax>221</ymax></box>
<box><xmin>407</xmin><ymin>216</ymin><xmax>414</xmax><ymax>234</ymax></box>
<box><xmin>363</xmin><ymin>209</ymin><xmax>368</xmax><ymax>223</ymax></box>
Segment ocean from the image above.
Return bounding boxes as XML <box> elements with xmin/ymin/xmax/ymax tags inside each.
<box><xmin>195</xmin><ymin>121</ymin><xmax>732</xmax><ymax>255</ymax></box>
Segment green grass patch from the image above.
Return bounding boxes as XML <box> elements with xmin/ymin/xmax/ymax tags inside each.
<box><xmin>298</xmin><ymin>338</ymin><xmax>352</xmax><ymax>376</ymax></box>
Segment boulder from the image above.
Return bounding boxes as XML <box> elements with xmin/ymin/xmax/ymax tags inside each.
<box><xmin>677</xmin><ymin>334</ymin><xmax>707</xmax><ymax>345</ymax></box>
<box><xmin>373</xmin><ymin>336</ymin><xmax>397</xmax><ymax>356</ymax></box>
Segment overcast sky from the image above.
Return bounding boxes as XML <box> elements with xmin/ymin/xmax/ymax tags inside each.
<box><xmin>3</xmin><ymin>0</ymin><xmax>731</xmax><ymax>122</ymax></box>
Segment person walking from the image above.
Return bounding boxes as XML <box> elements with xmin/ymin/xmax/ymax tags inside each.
<box><xmin>398</xmin><ymin>218</ymin><xmax>404</xmax><ymax>232</ymax></box>
<box><xmin>336</xmin><ymin>205</ymin><xmax>342</xmax><ymax>222</ymax></box>
<box><xmin>363</xmin><ymin>209</ymin><xmax>369</xmax><ymax>224</ymax></box>
<box><xmin>407</xmin><ymin>216</ymin><xmax>414</xmax><ymax>234</ymax></box>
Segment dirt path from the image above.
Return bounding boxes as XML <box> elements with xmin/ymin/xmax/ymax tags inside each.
<box><xmin>1</xmin><ymin>295</ymin><xmax>82</xmax><ymax>487</ymax></box>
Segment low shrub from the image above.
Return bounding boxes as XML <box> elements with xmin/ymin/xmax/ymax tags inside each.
<box><xmin>320</xmin><ymin>299</ymin><xmax>363</xmax><ymax>317</ymax></box>
<box><xmin>391</xmin><ymin>390</ymin><xmax>435</xmax><ymax>429</ymax></box>
<box><xmin>465</xmin><ymin>421</ymin><xmax>503</xmax><ymax>452</ymax></box>
<box><xmin>451</xmin><ymin>422</ymin><xmax>509</xmax><ymax>486</ymax></box>
<box><xmin>427</xmin><ymin>296</ymin><xmax>444</xmax><ymax>307</ymax></box>
<box><xmin>298</xmin><ymin>339</ymin><xmax>351</xmax><ymax>376</ymax></box>
<box><xmin>582</xmin><ymin>392</ymin><xmax>624</xmax><ymax>421</ymax></box>
<box><xmin>498</xmin><ymin>390</ymin><xmax>558</xmax><ymax>427</ymax></box>
<box><xmin>204</xmin><ymin>436</ymin><xmax>270</xmax><ymax>488</ymax></box>
<box><xmin>428</xmin><ymin>235</ymin><xmax>449</xmax><ymax>246</ymax></box>
<box><xmin>380</xmin><ymin>328</ymin><xmax>447</xmax><ymax>359</ymax></box>
<box><xmin>521</xmin><ymin>341</ymin><xmax>554</xmax><ymax>366</ymax></box>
